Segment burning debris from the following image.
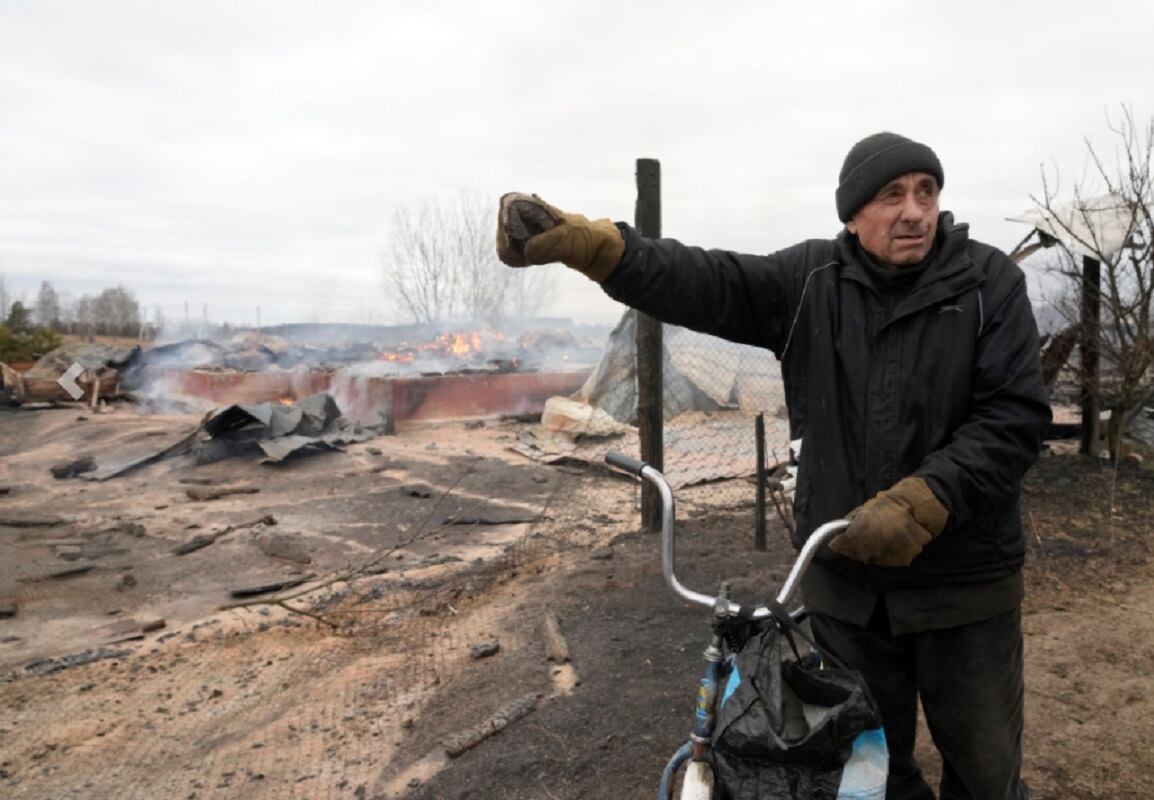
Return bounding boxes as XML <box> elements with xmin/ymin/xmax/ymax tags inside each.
<box><xmin>0</xmin><ymin>323</ymin><xmax>603</xmax><ymax>429</ymax></box>
<box><xmin>125</xmin><ymin>327</ymin><xmax>587</xmax><ymax>379</ymax></box>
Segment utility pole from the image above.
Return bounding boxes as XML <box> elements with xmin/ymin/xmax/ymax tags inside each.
<box><xmin>635</xmin><ymin>158</ymin><xmax>664</xmax><ymax>532</ymax></box>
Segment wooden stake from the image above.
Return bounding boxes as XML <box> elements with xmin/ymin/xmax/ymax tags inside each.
<box><xmin>634</xmin><ymin>158</ymin><xmax>664</xmax><ymax>532</ymax></box>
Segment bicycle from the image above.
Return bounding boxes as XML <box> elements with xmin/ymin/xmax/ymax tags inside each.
<box><xmin>605</xmin><ymin>451</ymin><xmax>888</xmax><ymax>800</ymax></box>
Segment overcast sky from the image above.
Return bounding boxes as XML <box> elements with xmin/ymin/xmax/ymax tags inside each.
<box><xmin>1</xmin><ymin>1</ymin><xmax>1151</xmax><ymax>328</ymax></box>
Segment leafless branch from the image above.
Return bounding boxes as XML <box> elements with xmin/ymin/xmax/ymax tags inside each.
<box><xmin>380</xmin><ymin>191</ymin><xmax>555</xmax><ymax>324</ymax></box>
<box><xmin>1029</xmin><ymin>105</ymin><xmax>1154</xmax><ymax>460</ymax></box>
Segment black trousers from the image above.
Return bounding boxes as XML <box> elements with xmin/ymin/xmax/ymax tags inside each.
<box><xmin>810</xmin><ymin>602</ymin><xmax>1029</xmax><ymax>800</ymax></box>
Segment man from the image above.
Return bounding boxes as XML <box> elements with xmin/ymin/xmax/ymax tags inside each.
<box><xmin>496</xmin><ymin>132</ymin><xmax>1051</xmax><ymax>800</ymax></box>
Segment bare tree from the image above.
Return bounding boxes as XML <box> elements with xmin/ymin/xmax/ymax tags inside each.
<box><xmin>453</xmin><ymin>192</ymin><xmax>511</xmax><ymax>323</ymax></box>
<box><xmin>67</xmin><ymin>286</ymin><xmax>142</xmax><ymax>337</ymax></box>
<box><xmin>382</xmin><ymin>200</ymin><xmax>458</xmax><ymax>324</ymax></box>
<box><xmin>93</xmin><ymin>286</ymin><xmax>142</xmax><ymax>337</ymax></box>
<box><xmin>34</xmin><ymin>281</ymin><xmax>61</xmax><ymax>330</ymax></box>
<box><xmin>56</xmin><ymin>292</ymin><xmax>75</xmax><ymax>334</ymax></box>
<box><xmin>1032</xmin><ymin>106</ymin><xmax>1154</xmax><ymax>458</ymax></box>
<box><xmin>0</xmin><ymin>274</ymin><xmax>9</xmax><ymax>323</ymax></box>
<box><xmin>75</xmin><ymin>296</ymin><xmax>96</xmax><ymax>340</ymax></box>
<box><xmin>381</xmin><ymin>192</ymin><xmax>554</xmax><ymax>325</ymax></box>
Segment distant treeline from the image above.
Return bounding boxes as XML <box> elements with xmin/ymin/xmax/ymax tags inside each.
<box><xmin>0</xmin><ymin>278</ymin><xmax>145</xmax><ymax>339</ymax></box>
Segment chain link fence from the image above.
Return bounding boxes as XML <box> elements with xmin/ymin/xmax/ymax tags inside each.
<box><xmin>491</xmin><ymin>309</ymin><xmax>794</xmax><ymax>539</ymax></box>
<box><xmin>658</xmin><ymin>324</ymin><xmax>791</xmax><ymax>519</ymax></box>
<box><xmin>569</xmin><ymin>311</ymin><xmax>792</xmax><ymax>519</ymax></box>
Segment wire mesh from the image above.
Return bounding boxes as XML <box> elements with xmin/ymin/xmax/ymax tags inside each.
<box><xmin>659</xmin><ymin>324</ymin><xmax>791</xmax><ymax>516</ymax></box>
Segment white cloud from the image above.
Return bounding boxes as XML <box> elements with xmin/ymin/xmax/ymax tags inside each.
<box><xmin>0</xmin><ymin>0</ymin><xmax>1151</xmax><ymax>325</ymax></box>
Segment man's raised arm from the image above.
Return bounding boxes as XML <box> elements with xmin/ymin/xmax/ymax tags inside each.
<box><xmin>495</xmin><ymin>192</ymin><xmax>799</xmax><ymax>353</ymax></box>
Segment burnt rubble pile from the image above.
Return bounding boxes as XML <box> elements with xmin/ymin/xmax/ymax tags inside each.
<box><xmin>114</xmin><ymin>328</ymin><xmax>595</xmax><ymax>377</ymax></box>
<box><xmin>122</xmin><ymin>334</ymin><xmax>385</xmax><ymax>378</ymax></box>
<box><xmin>0</xmin><ymin>326</ymin><xmax>604</xmax><ymax>410</ymax></box>
<box><xmin>1</xmin><ymin>341</ymin><xmax>139</xmax><ymax>405</ymax></box>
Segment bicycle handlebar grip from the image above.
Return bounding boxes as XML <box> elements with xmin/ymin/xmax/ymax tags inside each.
<box><xmin>605</xmin><ymin>451</ymin><xmax>647</xmax><ymax>477</ymax></box>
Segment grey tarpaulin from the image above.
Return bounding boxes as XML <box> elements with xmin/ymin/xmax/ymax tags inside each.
<box><xmin>573</xmin><ymin>309</ymin><xmax>786</xmax><ymax>424</ymax></box>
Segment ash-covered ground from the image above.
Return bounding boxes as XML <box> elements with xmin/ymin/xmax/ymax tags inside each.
<box><xmin>1</xmin><ymin>405</ymin><xmax>1153</xmax><ymax>799</ymax></box>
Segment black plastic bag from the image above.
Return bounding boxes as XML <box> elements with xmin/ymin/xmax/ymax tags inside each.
<box><xmin>712</xmin><ymin>618</ymin><xmax>883</xmax><ymax>800</ymax></box>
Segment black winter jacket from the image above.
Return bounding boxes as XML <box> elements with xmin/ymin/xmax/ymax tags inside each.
<box><xmin>602</xmin><ymin>213</ymin><xmax>1051</xmax><ymax>590</ymax></box>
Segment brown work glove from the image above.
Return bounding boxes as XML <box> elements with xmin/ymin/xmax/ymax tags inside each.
<box><xmin>496</xmin><ymin>192</ymin><xmax>625</xmax><ymax>283</ymax></box>
<box><xmin>829</xmin><ymin>477</ymin><xmax>949</xmax><ymax>568</ymax></box>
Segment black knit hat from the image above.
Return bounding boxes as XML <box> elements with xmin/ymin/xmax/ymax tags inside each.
<box><xmin>836</xmin><ymin>132</ymin><xmax>944</xmax><ymax>223</ymax></box>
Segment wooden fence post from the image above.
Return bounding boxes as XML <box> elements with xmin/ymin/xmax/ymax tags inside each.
<box><xmin>635</xmin><ymin>158</ymin><xmax>664</xmax><ymax>532</ymax></box>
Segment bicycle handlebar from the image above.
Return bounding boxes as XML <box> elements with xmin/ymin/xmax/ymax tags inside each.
<box><xmin>605</xmin><ymin>451</ymin><xmax>848</xmax><ymax>618</ymax></box>
<box><xmin>605</xmin><ymin>451</ymin><xmax>646</xmax><ymax>477</ymax></box>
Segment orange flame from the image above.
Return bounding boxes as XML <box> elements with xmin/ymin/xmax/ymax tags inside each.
<box><xmin>380</xmin><ymin>330</ymin><xmax>493</xmax><ymax>362</ymax></box>
<box><xmin>427</xmin><ymin>331</ymin><xmax>487</xmax><ymax>357</ymax></box>
<box><xmin>446</xmin><ymin>333</ymin><xmax>472</xmax><ymax>356</ymax></box>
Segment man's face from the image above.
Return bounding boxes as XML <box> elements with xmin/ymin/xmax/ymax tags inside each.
<box><xmin>847</xmin><ymin>172</ymin><xmax>940</xmax><ymax>267</ymax></box>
